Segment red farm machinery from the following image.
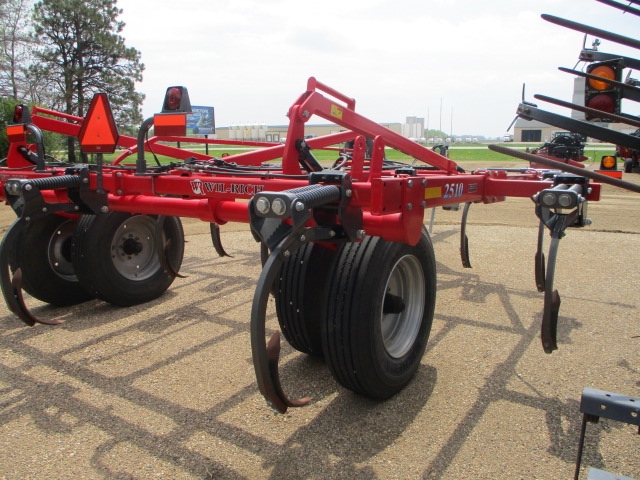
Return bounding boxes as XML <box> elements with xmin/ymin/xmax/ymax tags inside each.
<box><xmin>2</xmin><ymin>71</ymin><xmax>639</xmax><ymax>414</ymax></box>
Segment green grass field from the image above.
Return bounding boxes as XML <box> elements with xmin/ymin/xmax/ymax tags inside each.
<box><xmin>98</xmin><ymin>142</ymin><xmax>617</xmax><ymax>167</ymax></box>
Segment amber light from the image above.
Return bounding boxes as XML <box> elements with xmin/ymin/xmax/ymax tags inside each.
<box><xmin>588</xmin><ymin>65</ymin><xmax>616</xmax><ymax>91</ymax></box>
<box><xmin>600</xmin><ymin>155</ymin><xmax>616</xmax><ymax>169</ymax></box>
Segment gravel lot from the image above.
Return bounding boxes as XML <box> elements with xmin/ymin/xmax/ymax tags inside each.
<box><xmin>0</xmin><ymin>161</ymin><xmax>638</xmax><ymax>480</ymax></box>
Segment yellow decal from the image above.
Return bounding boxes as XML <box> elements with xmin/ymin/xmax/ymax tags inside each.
<box><xmin>331</xmin><ymin>104</ymin><xmax>343</xmax><ymax>120</ymax></box>
<box><xmin>425</xmin><ymin>186</ymin><xmax>442</xmax><ymax>199</ymax></box>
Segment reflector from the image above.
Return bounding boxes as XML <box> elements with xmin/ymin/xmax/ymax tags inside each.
<box><xmin>153</xmin><ymin>113</ymin><xmax>187</xmax><ymax>136</ymax></box>
<box><xmin>6</xmin><ymin>124</ymin><xmax>26</xmax><ymax>143</ymax></box>
<box><xmin>78</xmin><ymin>93</ymin><xmax>120</xmax><ymax>154</ymax></box>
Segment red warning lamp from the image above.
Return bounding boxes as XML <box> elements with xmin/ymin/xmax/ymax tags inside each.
<box><xmin>166</xmin><ymin>88</ymin><xmax>182</xmax><ymax>110</ymax></box>
<box><xmin>12</xmin><ymin>104</ymin><xmax>32</xmax><ymax>124</ymax></box>
<box><xmin>586</xmin><ymin>93</ymin><xmax>616</xmax><ymax>113</ymax></box>
<box><xmin>78</xmin><ymin>93</ymin><xmax>120</xmax><ymax>154</ymax></box>
<box><xmin>13</xmin><ymin>105</ymin><xmax>23</xmax><ymax>122</ymax></box>
<box><xmin>161</xmin><ymin>86</ymin><xmax>192</xmax><ymax>113</ymax></box>
<box><xmin>155</xmin><ymin>86</ymin><xmax>191</xmax><ymax>136</ymax></box>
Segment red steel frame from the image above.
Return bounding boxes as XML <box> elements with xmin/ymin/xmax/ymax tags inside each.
<box><xmin>0</xmin><ymin>77</ymin><xmax>601</xmax><ymax>244</ymax></box>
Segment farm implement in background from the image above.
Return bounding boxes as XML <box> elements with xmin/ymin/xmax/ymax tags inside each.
<box><xmin>5</xmin><ymin>74</ymin><xmax>639</xmax><ymax>414</ymax></box>
<box><xmin>527</xmin><ymin>132</ymin><xmax>588</xmax><ymax>169</ymax></box>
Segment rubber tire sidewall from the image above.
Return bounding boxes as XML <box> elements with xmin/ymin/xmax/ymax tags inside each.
<box><xmin>322</xmin><ymin>229</ymin><xmax>436</xmax><ymax>400</ymax></box>
<box><xmin>275</xmin><ymin>242</ymin><xmax>339</xmax><ymax>356</ymax></box>
<box><xmin>71</xmin><ymin>213</ymin><xmax>184</xmax><ymax>307</ymax></box>
<box><xmin>12</xmin><ymin>214</ymin><xmax>92</xmax><ymax>306</ymax></box>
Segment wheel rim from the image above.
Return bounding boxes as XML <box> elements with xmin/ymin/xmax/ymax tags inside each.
<box><xmin>380</xmin><ymin>254</ymin><xmax>425</xmax><ymax>358</ymax></box>
<box><xmin>47</xmin><ymin>220</ymin><xmax>77</xmax><ymax>281</ymax></box>
<box><xmin>110</xmin><ymin>216</ymin><xmax>159</xmax><ymax>281</ymax></box>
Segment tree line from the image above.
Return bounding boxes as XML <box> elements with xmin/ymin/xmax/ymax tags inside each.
<box><xmin>0</xmin><ymin>0</ymin><xmax>143</xmax><ymax>160</ymax></box>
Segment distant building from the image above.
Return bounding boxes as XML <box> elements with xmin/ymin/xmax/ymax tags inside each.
<box><xmin>402</xmin><ymin>116</ymin><xmax>424</xmax><ymax>139</ymax></box>
<box><xmin>514</xmin><ymin>117</ymin><xmax>634</xmax><ymax>143</ymax></box>
<box><xmin>214</xmin><ymin>122</ymin><xmax>403</xmax><ymax>142</ymax></box>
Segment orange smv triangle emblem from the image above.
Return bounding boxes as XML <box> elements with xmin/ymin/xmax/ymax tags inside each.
<box><xmin>78</xmin><ymin>93</ymin><xmax>120</xmax><ymax>154</ymax></box>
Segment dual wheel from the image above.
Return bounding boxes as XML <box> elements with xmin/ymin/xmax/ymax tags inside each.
<box><xmin>275</xmin><ymin>228</ymin><xmax>436</xmax><ymax>400</ymax></box>
<box><xmin>9</xmin><ymin>212</ymin><xmax>184</xmax><ymax>307</ymax></box>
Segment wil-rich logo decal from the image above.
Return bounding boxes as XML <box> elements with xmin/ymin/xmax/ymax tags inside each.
<box><xmin>190</xmin><ymin>179</ymin><xmax>264</xmax><ymax>196</ymax></box>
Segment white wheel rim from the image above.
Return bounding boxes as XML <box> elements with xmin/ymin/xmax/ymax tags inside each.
<box><xmin>110</xmin><ymin>216</ymin><xmax>159</xmax><ymax>281</ymax></box>
<box><xmin>380</xmin><ymin>254</ymin><xmax>425</xmax><ymax>358</ymax></box>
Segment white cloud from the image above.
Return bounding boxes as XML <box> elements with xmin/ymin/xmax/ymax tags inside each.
<box><xmin>117</xmin><ymin>0</ymin><xmax>640</xmax><ymax>137</ymax></box>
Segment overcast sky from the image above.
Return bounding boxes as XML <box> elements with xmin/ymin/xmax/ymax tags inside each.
<box><xmin>116</xmin><ymin>0</ymin><xmax>639</xmax><ymax>138</ymax></box>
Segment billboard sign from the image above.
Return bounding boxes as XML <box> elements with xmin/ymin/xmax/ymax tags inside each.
<box><xmin>187</xmin><ymin>106</ymin><xmax>215</xmax><ymax>135</ymax></box>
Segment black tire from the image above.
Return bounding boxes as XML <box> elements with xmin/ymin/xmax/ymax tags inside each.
<box><xmin>11</xmin><ymin>214</ymin><xmax>92</xmax><ymax>306</ymax></box>
<box><xmin>624</xmin><ymin>158</ymin><xmax>634</xmax><ymax>174</ymax></box>
<box><xmin>72</xmin><ymin>212</ymin><xmax>184</xmax><ymax>306</ymax></box>
<box><xmin>274</xmin><ymin>242</ymin><xmax>339</xmax><ymax>356</ymax></box>
<box><xmin>321</xmin><ymin>228</ymin><xmax>436</xmax><ymax>399</ymax></box>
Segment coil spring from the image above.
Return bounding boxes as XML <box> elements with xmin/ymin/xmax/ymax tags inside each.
<box><xmin>295</xmin><ymin>185</ymin><xmax>341</xmax><ymax>209</ymax></box>
<box><xmin>23</xmin><ymin>175</ymin><xmax>82</xmax><ymax>191</ymax></box>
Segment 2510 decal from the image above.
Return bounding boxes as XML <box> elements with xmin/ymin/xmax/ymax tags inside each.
<box><xmin>443</xmin><ymin>183</ymin><xmax>464</xmax><ymax>199</ymax></box>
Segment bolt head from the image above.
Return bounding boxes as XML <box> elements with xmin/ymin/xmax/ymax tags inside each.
<box><xmin>6</xmin><ymin>183</ymin><xmax>19</xmax><ymax>195</ymax></box>
<box><xmin>272</xmin><ymin>198</ymin><xmax>287</xmax><ymax>216</ymax></box>
<box><xmin>100</xmin><ymin>206</ymin><xmax>109</xmax><ymax>213</ymax></box>
<box><xmin>541</xmin><ymin>193</ymin><xmax>556</xmax><ymax>207</ymax></box>
<box><xmin>255</xmin><ymin>197</ymin><xmax>271</xmax><ymax>214</ymax></box>
<box><xmin>24</xmin><ymin>184</ymin><xmax>32</xmax><ymax>191</ymax></box>
<box><xmin>295</xmin><ymin>201</ymin><xmax>305</xmax><ymax>211</ymax></box>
